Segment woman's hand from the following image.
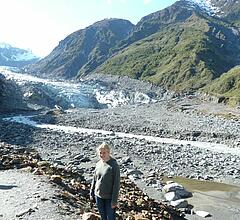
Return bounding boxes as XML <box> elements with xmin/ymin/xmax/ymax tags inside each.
<box><xmin>90</xmin><ymin>194</ymin><xmax>96</xmax><ymax>203</ymax></box>
<box><xmin>112</xmin><ymin>204</ymin><xmax>117</xmax><ymax>209</ymax></box>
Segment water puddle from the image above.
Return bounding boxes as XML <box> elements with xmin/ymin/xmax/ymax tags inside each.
<box><xmin>164</xmin><ymin>176</ymin><xmax>240</xmax><ymax>203</ymax></box>
<box><xmin>164</xmin><ymin>176</ymin><xmax>239</xmax><ymax>192</ymax></box>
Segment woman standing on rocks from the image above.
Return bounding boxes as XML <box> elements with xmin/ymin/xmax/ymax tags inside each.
<box><xmin>90</xmin><ymin>142</ymin><xmax>120</xmax><ymax>220</ymax></box>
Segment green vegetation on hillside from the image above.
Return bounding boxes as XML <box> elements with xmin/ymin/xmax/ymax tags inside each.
<box><xmin>96</xmin><ymin>14</ymin><xmax>240</xmax><ymax>91</ymax></box>
<box><xmin>203</xmin><ymin>66</ymin><xmax>240</xmax><ymax>105</ymax></box>
<box><xmin>27</xmin><ymin>1</ymin><xmax>240</xmax><ymax>104</ymax></box>
<box><xmin>224</xmin><ymin>3</ymin><xmax>240</xmax><ymax>27</ymax></box>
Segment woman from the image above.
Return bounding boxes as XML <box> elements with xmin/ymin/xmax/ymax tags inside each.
<box><xmin>90</xmin><ymin>142</ymin><xmax>120</xmax><ymax>220</ymax></box>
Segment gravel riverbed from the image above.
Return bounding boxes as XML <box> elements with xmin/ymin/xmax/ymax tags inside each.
<box><xmin>1</xmin><ymin>95</ymin><xmax>240</xmax><ymax>219</ymax></box>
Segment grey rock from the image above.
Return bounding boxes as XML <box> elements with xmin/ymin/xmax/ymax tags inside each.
<box><xmin>170</xmin><ymin>199</ymin><xmax>188</xmax><ymax>208</ymax></box>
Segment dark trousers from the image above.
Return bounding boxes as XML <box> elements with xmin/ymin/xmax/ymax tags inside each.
<box><xmin>95</xmin><ymin>196</ymin><xmax>115</xmax><ymax>220</ymax></box>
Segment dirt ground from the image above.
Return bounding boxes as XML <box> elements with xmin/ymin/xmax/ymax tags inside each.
<box><xmin>0</xmin><ymin>169</ymin><xmax>79</xmax><ymax>220</ymax></box>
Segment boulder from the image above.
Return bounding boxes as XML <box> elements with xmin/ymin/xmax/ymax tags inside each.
<box><xmin>175</xmin><ymin>189</ymin><xmax>192</xmax><ymax>198</ymax></box>
<box><xmin>170</xmin><ymin>199</ymin><xmax>188</xmax><ymax>208</ymax></box>
<box><xmin>162</xmin><ymin>182</ymin><xmax>184</xmax><ymax>193</ymax></box>
<box><xmin>164</xmin><ymin>191</ymin><xmax>181</xmax><ymax>201</ymax></box>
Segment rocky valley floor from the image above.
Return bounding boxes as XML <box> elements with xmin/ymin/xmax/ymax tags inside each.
<box><xmin>0</xmin><ymin>94</ymin><xmax>240</xmax><ymax>220</ymax></box>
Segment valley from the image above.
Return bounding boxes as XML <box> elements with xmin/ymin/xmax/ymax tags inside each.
<box><xmin>0</xmin><ymin>68</ymin><xmax>240</xmax><ymax>219</ymax></box>
<box><xmin>0</xmin><ymin>0</ymin><xmax>240</xmax><ymax>219</ymax></box>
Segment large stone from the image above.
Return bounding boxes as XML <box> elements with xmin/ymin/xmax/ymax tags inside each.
<box><xmin>50</xmin><ymin>175</ymin><xmax>63</xmax><ymax>184</ymax></box>
<box><xmin>195</xmin><ymin>210</ymin><xmax>211</xmax><ymax>218</ymax></box>
<box><xmin>162</xmin><ymin>182</ymin><xmax>184</xmax><ymax>193</ymax></box>
<box><xmin>127</xmin><ymin>168</ymin><xmax>143</xmax><ymax>176</ymax></box>
<box><xmin>164</xmin><ymin>191</ymin><xmax>181</xmax><ymax>201</ymax></box>
<box><xmin>175</xmin><ymin>189</ymin><xmax>192</xmax><ymax>198</ymax></box>
<box><xmin>82</xmin><ymin>212</ymin><xmax>100</xmax><ymax>220</ymax></box>
<box><xmin>37</xmin><ymin>161</ymin><xmax>50</xmax><ymax>167</ymax></box>
<box><xmin>170</xmin><ymin>199</ymin><xmax>188</xmax><ymax>208</ymax></box>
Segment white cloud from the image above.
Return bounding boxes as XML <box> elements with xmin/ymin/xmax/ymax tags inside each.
<box><xmin>143</xmin><ymin>0</ymin><xmax>152</xmax><ymax>4</ymax></box>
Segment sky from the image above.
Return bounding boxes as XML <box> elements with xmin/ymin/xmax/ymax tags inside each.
<box><xmin>0</xmin><ymin>0</ymin><xmax>177</xmax><ymax>57</ymax></box>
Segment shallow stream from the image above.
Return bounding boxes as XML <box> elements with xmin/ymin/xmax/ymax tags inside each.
<box><xmin>164</xmin><ymin>176</ymin><xmax>240</xmax><ymax>204</ymax></box>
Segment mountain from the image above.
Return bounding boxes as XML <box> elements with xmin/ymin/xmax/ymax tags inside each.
<box><xmin>95</xmin><ymin>0</ymin><xmax>240</xmax><ymax>91</ymax></box>
<box><xmin>27</xmin><ymin>0</ymin><xmax>240</xmax><ymax>104</ymax></box>
<box><xmin>27</xmin><ymin>19</ymin><xmax>134</xmax><ymax>78</ymax></box>
<box><xmin>0</xmin><ymin>72</ymin><xmax>29</xmax><ymax>112</ymax></box>
<box><xmin>109</xmin><ymin>0</ymin><xmax>195</xmax><ymax>53</ymax></box>
<box><xmin>0</xmin><ymin>43</ymin><xmax>39</xmax><ymax>67</ymax></box>
<box><xmin>195</xmin><ymin>0</ymin><xmax>240</xmax><ymax>25</ymax></box>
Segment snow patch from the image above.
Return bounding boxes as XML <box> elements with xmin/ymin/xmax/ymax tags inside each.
<box><xmin>0</xmin><ymin>53</ymin><xmax>10</xmax><ymax>61</ymax></box>
<box><xmin>95</xmin><ymin>90</ymin><xmax>156</xmax><ymax>108</ymax></box>
<box><xmin>12</xmin><ymin>50</ymin><xmax>39</xmax><ymax>61</ymax></box>
<box><xmin>95</xmin><ymin>90</ymin><xmax>129</xmax><ymax>107</ymax></box>
<box><xmin>0</xmin><ymin>43</ymin><xmax>39</xmax><ymax>61</ymax></box>
<box><xmin>186</xmin><ymin>0</ymin><xmax>222</xmax><ymax>16</ymax></box>
<box><xmin>231</xmin><ymin>27</ymin><xmax>239</xmax><ymax>36</ymax></box>
<box><xmin>0</xmin><ymin>43</ymin><xmax>11</xmax><ymax>49</ymax></box>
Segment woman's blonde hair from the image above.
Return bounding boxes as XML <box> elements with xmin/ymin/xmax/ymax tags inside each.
<box><xmin>96</xmin><ymin>142</ymin><xmax>111</xmax><ymax>152</ymax></box>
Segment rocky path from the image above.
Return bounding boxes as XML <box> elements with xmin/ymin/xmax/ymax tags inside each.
<box><xmin>0</xmin><ymin>169</ymin><xmax>76</xmax><ymax>220</ymax></box>
<box><xmin>0</xmin><ymin>144</ymin><xmax>182</xmax><ymax>220</ymax></box>
<box><xmin>187</xmin><ymin>190</ymin><xmax>240</xmax><ymax>220</ymax></box>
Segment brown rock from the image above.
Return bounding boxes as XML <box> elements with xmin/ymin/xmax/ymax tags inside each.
<box><xmin>50</xmin><ymin>175</ymin><xmax>63</xmax><ymax>184</ymax></box>
<box><xmin>32</xmin><ymin>168</ymin><xmax>44</xmax><ymax>175</ymax></box>
<box><xmin>37</xmin><ymin>161</ymin><xmax>50</xmax><ymax>167</ymax></box>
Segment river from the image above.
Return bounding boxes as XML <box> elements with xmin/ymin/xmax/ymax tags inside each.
<box><xmin>3</xmin><ymin>115</ymin><xmax>240</xmax><ymax>157</ymax></box>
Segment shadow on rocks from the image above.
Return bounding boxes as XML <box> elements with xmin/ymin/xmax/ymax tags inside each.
<box><xmin>0</xmin><ymin>184</ymin><xmax>18</xmax><ymax>190</ymax></box>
